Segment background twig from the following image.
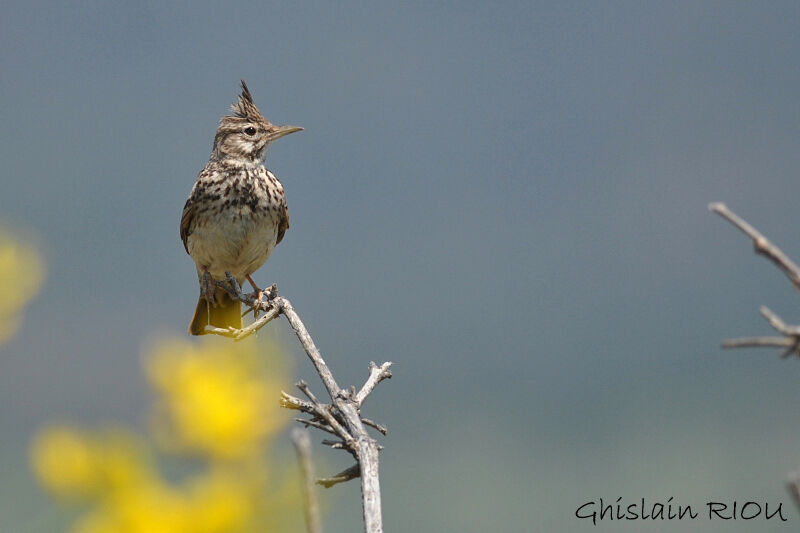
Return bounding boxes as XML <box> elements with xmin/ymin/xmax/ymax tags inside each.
<box><xmin>709</xmin><ymin>202</ymin><xmax>800</xmax><ymax>287</ymax></box>
<box><xmin>291</xmin><ymin>427</ymin><xmax>322</xmax><ymax>533</ymax></box>
<box><xmin>711</xmin><ymin>203</ymin><xmax>800</xmax><ymax>358</ymax></box>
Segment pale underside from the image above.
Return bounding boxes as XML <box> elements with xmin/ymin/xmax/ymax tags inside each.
<box><xmin>187</xmin><ymin>207</ymin><xmax>279</xmax><ymax>283</ymax></box>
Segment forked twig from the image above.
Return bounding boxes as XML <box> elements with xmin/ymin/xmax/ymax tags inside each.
<box><xmin>711</xmin><ymin>203</ymin><xmax>800</xmax><ymax>358</ymax></box>
<box><xmin>206</xmin><ymin>280</ymin><xmax>392</xmax><ymax>533</ymax></box>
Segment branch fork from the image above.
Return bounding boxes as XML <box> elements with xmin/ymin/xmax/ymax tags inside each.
<box><xmin>206</xmin><ymin>275</ymin><xmax>392</xmax><ymax>533</ymax></box>
<box><xmin>710</xmin><ymin>202</ymin><xmax>800</xmax><ymax>358</ymax></box>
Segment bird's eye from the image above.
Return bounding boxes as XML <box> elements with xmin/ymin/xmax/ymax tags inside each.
<box><xmin>243</xmin><ymin>127</ymin><xmax>257</xmax><ymax>136</ymax></box>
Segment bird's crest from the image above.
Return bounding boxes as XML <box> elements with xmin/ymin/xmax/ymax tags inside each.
<box><xmin>230</xmin><ymin>80</ymin><xmax>267</xmax><ymax>123</ymax></box>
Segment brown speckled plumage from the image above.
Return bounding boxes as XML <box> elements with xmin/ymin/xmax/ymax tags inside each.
<box><xmin>181</xmin><ymin>80</ymin><xmax>301</xmax><ymax>335</ymax></box>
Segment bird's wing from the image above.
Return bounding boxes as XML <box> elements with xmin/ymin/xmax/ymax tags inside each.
<box><xmin>180</xmin><ymin>197</ymin><xmax>195</xmax><ymax>254</ymax></box>
<box><xmin>277</xmin><ymin>201</ymin><xmax>289</xmax><ymax>245</ymax></box>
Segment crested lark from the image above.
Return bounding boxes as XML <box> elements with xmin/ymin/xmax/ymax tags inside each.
<box><xmin>180</xmin><ymin>80</ymin><xmax>302</xmax><ymax>335</ymax></box>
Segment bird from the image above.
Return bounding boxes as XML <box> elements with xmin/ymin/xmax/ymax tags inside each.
<box><xmin>180</xmin><ymin>80</ymin><xmax>302</xmax><ymax>335</ymax></box>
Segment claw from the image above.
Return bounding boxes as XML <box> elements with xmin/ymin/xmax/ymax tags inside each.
<box><xmin>245</xmin><ymin>276</ymin><xmax>277</xmax><ymax>317</ymax></box>
<box><xmin>214</xmin><ymin>272</ymin><xmax>245</xmax><ymax>300</ymax></box>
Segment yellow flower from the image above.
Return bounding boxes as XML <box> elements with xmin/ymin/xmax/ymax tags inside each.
<box><xmin>30</xmin><ymin>426</ymin><xmax>151</xmax><ymax>501</ymax></box>
<box><xmin>0</xmin><ymin>229</ymin><xmax>44</xmax><ymax>344</ymax></box>
<box><xmin>72</xmin><ymin>466</ymin><xmax>277</xmax><ymax>533</ymax></box>
<box><xmin>184</xmin><ymin>468</ymin><xmax>256</xmax><ymax>533</ymax></box>
<box><xmin>32</xmin><ymin>335</ymin><xmax>302</xmax><ymax>531</ymax></box>
<box><xmin>74</xmin><ymin>480</ymin><xmax>190</xmax><ymax>533</ymax></box>
<box><xmin>146</xmin><ymin>337</ymin><xmax>288</xmax><ymax>460</ymax></box>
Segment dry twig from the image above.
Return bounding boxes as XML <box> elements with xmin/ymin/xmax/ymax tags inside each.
<box><xmin>318</xmin><ymin>464</ymin><xmax>361</xmax><ymax>488</ymax></box>
<box><xmin>710</xmin><ymin>203</ymin><xmax>800</xmax><ymax>358</ymax></box>
<box><xmin>291</xmin><ymin>427</ymin><xmax>322</xmax><ymax>533</ymax></box>
<box><xmin>205</xmin><ymin>279</ymin><xmax>392</xmax><ymax>533</ymax></box>
<box><xmin>709</xmin><ymin>202</ymin><xmax>800</xmax><ymax>288</ymax></box>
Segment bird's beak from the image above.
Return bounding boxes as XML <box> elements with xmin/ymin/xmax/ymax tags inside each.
<box><xmin>266</xmin><ymin>124</ymin><xmax>303</xmax><ymax>142</ymax></box>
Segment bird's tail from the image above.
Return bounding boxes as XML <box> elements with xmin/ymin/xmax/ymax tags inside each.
<box><xmin>189</xmin><ymin>287</ymin><xmax>243</xmax><ymax>335</ymax></box>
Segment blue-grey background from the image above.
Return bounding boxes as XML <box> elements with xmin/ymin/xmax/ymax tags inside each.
<box><xmin>3</xmin><ymin>1</ymin><xmax>800</xmax><ymax>531</ymax></box>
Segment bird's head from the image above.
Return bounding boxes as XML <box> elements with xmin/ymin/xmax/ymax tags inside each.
<box><xmin>211</xmin><ymin>80</ymin><xmax>302</xmax><ymax>164</ymax></box>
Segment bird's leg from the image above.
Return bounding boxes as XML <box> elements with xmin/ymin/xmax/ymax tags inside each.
<box><xmin>245</xmin><ymin>274</ymin><xmax>274</xmax><ymax>314</ymax></box>
<box><xmin>246</xmin><ymin>274</ymin><xmax>261</xmax><ymax>293</ymax></box>
<box><xmin>200</xmin><ymin>270</ymin><xmax>218</xmax><ymax>306</ymax></box>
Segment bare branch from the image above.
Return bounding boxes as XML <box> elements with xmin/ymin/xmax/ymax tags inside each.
<box><xmin>356</xmin><ymin>362</ymin><xmax>393</xmax><ymax>406</ymax></box>
<box><xmin>780</xmin><ymin>344</ymin><xmax>800</xmax><ymax>359</ymax></box>
<box><xmin>318</xmin><ymin>464</ymin><xmax>360</xmax><ymax>488</ymax></box>
<box><xmin>279</xmin><ymin>298</ymin><xmax>343</xmax><ymax>399</ymax></box>
<box><xmin>360</xmin><ymin>417</ymin><xmax>387</xmax><ymax>436</ymax></box>
<box><xmin>721</xmin><ymin>307</ymin><xmax>800</xmax><ymax>358</ymax></box>
<box><xmin>230</xmin><ymin>305</ymin><xmax>281</xmax><ymax>340</ymax></box>
<box><xmin>760</xmin><ymin>306</ymin><xmax>800</xmax><ymax>337</ymax></box>
<box><xmin>709</xmin><ymin>202</ymin><xmax>800</xmax><ymax>287</ymax></box>
<box><xmin>204</xmin><ymin>281</ymin><xmax>391</xmax><ymax>533</ymax></box>
<box><xmin>280</xmin><ymin>391</ymin><xmax>316</xmax><ymax>413</ymax></box>
<box><xmin>291</xmin><ymin>428</ymin><xmax>322</xmax><ymax>533</ymax></box>
<box><xmin>296</xmin><ymin>417</ymin><xmax>338</xmax><ymax>436</ymax></box>
<box><xmin>280</xmin><ymin>297</ymin><xmax>389</xmax><ymax>532</ymax></box>
<box><xmin>712</xmin><ymin>205</ymin><xmax>800</xmax><ymax>358</ymax></box>
<box><xmin>721</xmin><ymin>337</ymin><xmax>794</xmax><ymax>349</ymax></box>
<box><xmin>204</xmin><ymin>325</ymin><xmax>241</xmax><ymax>338</ymax></box>
<box><xmin>713</xmin><ymin>204</ymin><xmax>800</xmax><ymax>515</ymax></box>
<box><xmin>297</xmin><ymin>381</ymin><xmax>356</xmax><ymax>450</ymax></box>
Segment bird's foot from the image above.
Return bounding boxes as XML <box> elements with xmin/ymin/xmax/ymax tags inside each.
<box><xmin>215</xmin><ymin>272</ymin><xmax>245</xmax><ymax>300</ymax></box>
<box><xmin>251</xmin><ymin>283</ymin><xmax>277</xmax><ymax>304</ymax></box>
<box><xmin>244</xmin><ymin>275</ymin><xmax>277</xmax><ymax>317</ymax></box>
<box><xmin>200</xmin><ymin>270</ymin><xmax>218</xmax><ymax>306</ymax></box>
